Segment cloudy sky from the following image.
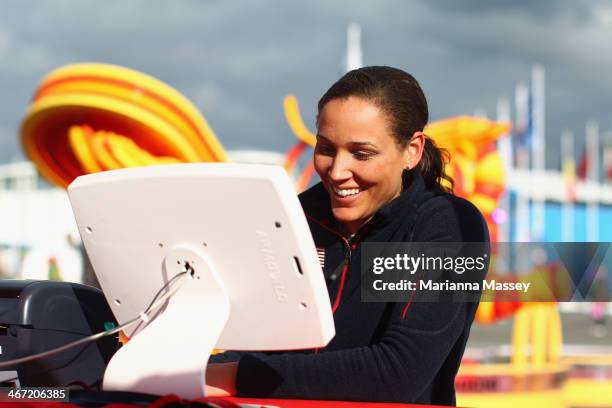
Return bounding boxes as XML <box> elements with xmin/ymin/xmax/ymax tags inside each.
<box><xmin>1</xmin><ymin>0</ymin><xmax>611</xmax><ymax>169</ymax></box>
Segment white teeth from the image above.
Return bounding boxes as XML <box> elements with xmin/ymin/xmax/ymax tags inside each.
<box><xmin>333</xmin><ymin>187</ymin><xmax>361</xmax><ymax>197</ymax></box>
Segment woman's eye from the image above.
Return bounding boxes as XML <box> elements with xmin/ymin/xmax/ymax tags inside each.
<box><xmin>316</xmin><ymin>144</ymin><xmax>335</xmax><ymax>155</ymax></box>
<box><xmin>353</xmin><ymin>151</ymin><xmax>374</xmax><ymax>160</ymax></box>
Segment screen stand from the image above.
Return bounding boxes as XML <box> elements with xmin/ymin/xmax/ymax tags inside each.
<box><xmin>102</xmin><ymin>244</ymin><xmax>229</xmax><ymax>399</ymax></box>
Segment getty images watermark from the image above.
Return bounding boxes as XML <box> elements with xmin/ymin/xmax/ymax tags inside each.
<box><xmin>361</xmin><ymin>242</ymin><xmax>611</xmax><ymax>302</ymax></box>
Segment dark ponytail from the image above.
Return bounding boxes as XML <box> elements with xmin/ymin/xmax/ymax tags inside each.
<box><xmin>318</xmin><ymin>66</ymin><xmax>453</xmax><ymax>194</ymax></box>
<box><xmin>417</xmin><ymin>137</ymin><xmax>453</xmax><ymax>193</ymax></box>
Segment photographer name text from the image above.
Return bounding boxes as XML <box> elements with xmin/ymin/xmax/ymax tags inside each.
<box><xmin>372</xmin><ymin>279</ymin><xmax>531</xmax><ymax>293</ymax></box>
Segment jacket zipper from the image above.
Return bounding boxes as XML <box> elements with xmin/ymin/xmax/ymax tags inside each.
<box><xmin>331</xmin><ymin>244</ymin><xmax>351</xmax><ymax>313</ymax></box>
<box><xmin>330</xmin><ymin>221</ymin><xmax>378</xmax><ymax>313</ymax></box>
<box><xmin>305</xmin><ymin>214</ymin><xmax>380</xmax><ymax>313</ymax></box>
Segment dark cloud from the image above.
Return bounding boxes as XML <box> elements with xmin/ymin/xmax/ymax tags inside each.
<box><xmin>422</xmin><ymin>0</ymin><xmax>596</xmax><ymax>23</ymax></box>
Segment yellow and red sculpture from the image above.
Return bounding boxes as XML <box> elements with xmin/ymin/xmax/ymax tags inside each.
<box><xmin>21</xmin><ymin>63</ymin><xmax>228</xmax><ymax>188</ymax></box>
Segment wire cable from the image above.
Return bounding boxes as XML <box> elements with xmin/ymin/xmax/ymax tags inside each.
<box><xmin>0</xmin><ymin>271</ymin><xmax>188</xmax><ymax>369</ymax></box>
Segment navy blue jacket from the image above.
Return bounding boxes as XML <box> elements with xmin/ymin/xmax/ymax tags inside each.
<box><xmin>211</xmin><ymin>172</ymin><xmax>489</xmax><ymax>405</ymax></box>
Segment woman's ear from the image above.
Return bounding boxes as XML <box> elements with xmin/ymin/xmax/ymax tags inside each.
<box><xmin>404</xmin><ymin>131</ymin><xmax>425</xmax><ymax>169</ymax></box>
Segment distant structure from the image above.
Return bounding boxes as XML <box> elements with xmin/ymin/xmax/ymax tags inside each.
<box><xmin>0</xmin><ymin>162</ymin><xmax>78</xmax><ymax>251</ymax></box>
<box><xmin>345</xmin><ymin>23</ymin><xmax>363</xmax><ymax>72</ymax></box>
<box><xmin>496</xmin><ymin>66</ymin><xmax>612</xmax><ymax>242</ymax></box>
<box><xmin>0</xmin><ymin>161</ymin><xmax>38</xmax><ymax>191</ymax></box>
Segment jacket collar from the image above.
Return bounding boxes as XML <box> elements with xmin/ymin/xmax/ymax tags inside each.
<box><xmin>299</xmin><ymin>170</ymin><xmax>427</xmax><ymax>234</ymax></box>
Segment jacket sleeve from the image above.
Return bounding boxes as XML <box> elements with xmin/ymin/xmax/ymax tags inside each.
<box><xmin>232</xmin><ymin>195</ymin><xmax>488</xmax><ymax>402</ymax></box>
<box><xmin>235</xmin><ymin>303</ymin><xmax>469</xmax><ymax>401</ymax></box>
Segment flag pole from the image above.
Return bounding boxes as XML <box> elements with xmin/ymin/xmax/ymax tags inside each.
<box><xmin>514</xmin><ymin>82</ymin><xmax>530</xmax><ymax>242</ymax></box>
<box><xmin>531</xmin><ymin>65</ymin><xmax>546</xmax><ymax>241</ymax></box>
<box><xmin>586</xmin><ymin>121</ymin><xmax>599</xmax><ymax>242</ymax></box>
<box><xmin>561</xmin><ymin>129</ymin><xmax>575</xmax><ymax>242</ymax></box>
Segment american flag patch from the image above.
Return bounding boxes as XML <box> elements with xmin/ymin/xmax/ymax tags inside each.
<box><xmin>316</xmin><ymin>247</ymin><xmax>325</xmax><ymax>269</ymax></box>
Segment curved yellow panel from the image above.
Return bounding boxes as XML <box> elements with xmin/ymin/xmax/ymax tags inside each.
<box><xmin>450</xmin><ymin>155</ymin><xmax>476</xmax><ymax>195</ymax></box>
<box><xmin>284</xmin><ymin>95</ymin><xmax>317</xmax><ymax>147</ymax></box>
<box><xmin>475</xmin><ymin>301</ymin><xmax>495</xmax><ymax>324</ymax></box>
<box><xmin>38</xmin><ymin>63</ymin><xmax>227</xmax><ymax>162</ymax></box>
<box><xmin>111</xmin><ymin>136</ymin><xmax>156</xmax><ymax>166</ymax></box>
<box><xmin>68</xmin><ymin>125</ymin><xmax>102</xmax><ymax>173</ymax></box>
<box><xmin>470</xmin><ymin>193</ymin><xmax>497</xmax><ymax>215</ymax></box>
<box><xmin>21</xmin><ymin>132</ymin><xmax>70</xmax><ymax>188</ymax></box>
<box><xmin>21</xmin><ymin>92</ymin><xmax>202</xmax><ymax>186</ymax></box>
<box><xmin>37</xmin><ymin>80</ymin><xmax>223</xmax><ymax>162</ymax></box>
<box><xmin>91</xmin><ymin>132</ymin><xmax>122</xmax><ymax>171</ymax></box>
<box><xmin>425</xmin><ymin>116</ymin><xmax>511</xmax><ymax>150</ymax></box>
<box><xmin>21</xmin><ymin>63</ymin><xmax>230</xmax><ymax>188</ymax></box>
<box><xmin>104</xmin><ymin>133</ymin><xmax>147</xmax><ymax>168</ymax></box>
<box><xmin>21</xmin><ymin>108</ymin><xmax>76</xmax><ymax>189</ymax></box>
<box><xmin>108</xmin><ymin>134</ymin><xmax>180</xmax><ymax>166</ymax></box>
<box><xmin>474</xmin><ymin>151</ymin><xmax>506</xmax><ymax>198</ymax></box>
<box><xmin>154</xmin><ymin>156</ymin><xmax>182</xmax><ymax>164</ymax></box>
<box><xmin>36</xmin><ymin>93</ymin><xmax>198</xmax><ymax>160</ymax></box>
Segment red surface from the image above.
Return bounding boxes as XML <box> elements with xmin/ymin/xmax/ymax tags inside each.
<box><xmin>0</xmin><ymin>397</ymin><xmax>451</xmax><ymax>407</ymax></box>
<box><xmin>225</xmin><ymin>397</ymin><xmax>450</xmax><ymax>407</ymax></box>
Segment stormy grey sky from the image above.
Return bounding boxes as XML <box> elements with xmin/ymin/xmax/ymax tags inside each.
<box><xmin>1</xmin><ymin>0</ymin><xmax>612</xmax><ymax>169</ymax></box>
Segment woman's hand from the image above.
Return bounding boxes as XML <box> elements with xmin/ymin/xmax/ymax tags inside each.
<box><xmin>205</xmin><ymin>362</ymin><xmax>238</xmax><ymax>396</ymax></box>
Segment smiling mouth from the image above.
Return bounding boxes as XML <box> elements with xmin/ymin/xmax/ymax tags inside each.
<box><xmin>332</xmin><ymin>186</ymin><xmax>366</xmax><ymax>198</ymax></box>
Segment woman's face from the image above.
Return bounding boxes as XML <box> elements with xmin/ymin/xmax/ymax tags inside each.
<box><xmin>314</xmin><ymin>96</ymin><xmax>421</xmax><ymax>235</ymax></box>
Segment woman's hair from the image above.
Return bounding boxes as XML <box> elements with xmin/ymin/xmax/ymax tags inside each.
<box><xmin>317</xmin><ymin>66</ymin><xmax>453</xmax><ymax>193</ymax></box>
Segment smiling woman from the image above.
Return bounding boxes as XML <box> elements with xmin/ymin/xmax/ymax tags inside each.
<box><xmin>207</xmin><ymin>66</ymin><xmax>490</xmax><ymax>405</ymax></box>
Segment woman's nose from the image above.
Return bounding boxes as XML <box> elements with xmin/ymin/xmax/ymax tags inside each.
<box><xmin>328</xmin><ymin>155</ymin><xmax>352</xmax><ymax>182</ymax></box>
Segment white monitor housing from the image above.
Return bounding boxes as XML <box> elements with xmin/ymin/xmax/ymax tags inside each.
<box><xmin>68</xmin><ymin>163</ymin><xmax>335</xmax><ymax>398</ymax></box>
